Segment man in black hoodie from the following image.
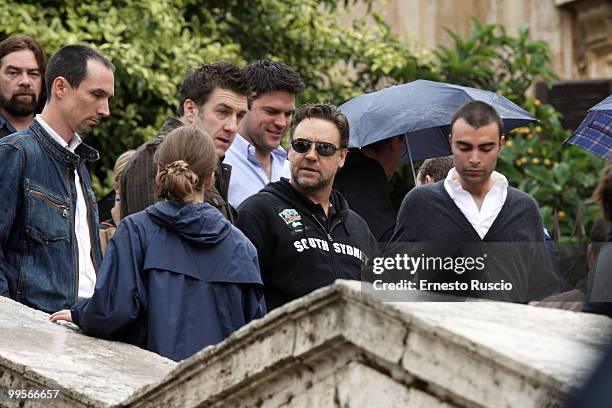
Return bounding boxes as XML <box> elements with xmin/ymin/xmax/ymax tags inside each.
<box><xmin>236</xmin><ymin>103</ymin><xmax>376</xmax><ymax>310</ymax></box>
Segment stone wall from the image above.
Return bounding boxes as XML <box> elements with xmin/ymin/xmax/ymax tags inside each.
<box><xmin>127</xmin><ymin>281</ymin><xmax>611</xmax><ymax>407</ymax></box>
<box><xmin>0</xmin><ymin>297</ymin><xmax>175</xmax><ymax>407</ymax></box>
<box><xmin>1</xmin><ymin>282</ymin><xmax>611</xmax><ymax>407</ymax></box>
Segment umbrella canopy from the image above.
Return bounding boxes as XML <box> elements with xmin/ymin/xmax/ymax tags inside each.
<box><xmin>565</xmin><ymin>94</ymin><xmax>612</xmax><ymax>161</ymax></box>
<box><xmin>339</xmin><ymin>79</ymin><xmax>537</xmax><ymax>161</ymax></box>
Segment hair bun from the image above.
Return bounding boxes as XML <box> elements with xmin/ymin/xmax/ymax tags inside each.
<box><xmin>164</xmin><ymin>160</ymin><xmax>199</xmax><ymax>186</ymax></box>
<box><xmin>166</xmin><ymin>159</ymin><xmax>190</xmax><ymax>174</ymax></box>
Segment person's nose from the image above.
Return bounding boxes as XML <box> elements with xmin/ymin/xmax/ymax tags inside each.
<box><xmin>18</xmin><ymin>72</ymin><xmax>32</xmax><ymax>88</ymax></box>
<box><xmin>224</xmin><ymin>116</ymin><xmax>239</xmax><ymax>133</ymax></box>
<box><xmin>304</xmin><ymin>142</ymin><xmax>318</xmax><ymax>160</ymax></box>
<box><xmin>98</xmin><ymin>99</ymin><xmax>111</xmax><ymax>117</ymax></box>
<box><xmin>273</xmin><ymin>113</ymin><xmax>288</xmax><ymax>130</ymax></box>
<box><xmin>468</xmin><ymin>150</ymin><xmax>481</xmax><ymax>165</ymax></box>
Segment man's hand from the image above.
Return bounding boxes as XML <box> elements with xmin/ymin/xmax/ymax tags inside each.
<box><xmin>49</xmin><ymin>310</ymin><xmax>73</xmax><ymax>323</ymax></box>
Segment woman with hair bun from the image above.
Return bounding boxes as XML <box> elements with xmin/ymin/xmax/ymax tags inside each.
<box><xmin>50</xmin><ymin>127</ymin><xmax>266</xmax><ymax>362</ymax></box>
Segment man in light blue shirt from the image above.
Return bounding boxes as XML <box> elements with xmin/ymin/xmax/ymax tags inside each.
<box><xmin>224</xmin><ymin>60</ymin><xmax>304</xmax><ymax>207</ymax></box>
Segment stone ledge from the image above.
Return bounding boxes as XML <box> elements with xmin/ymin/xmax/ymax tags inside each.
<box><xmin>126</xmin><ymin>281</ymin><xmax>612</xmax><ymax>407</ymax></box>
<box><xmin>0</xmin><ymin>297</ymin><xmax>175</xmax><ymax>408</ymax></box>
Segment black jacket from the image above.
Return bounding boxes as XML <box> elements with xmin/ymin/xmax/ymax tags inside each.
<box><xmin>236</xmin><ymin>179</ymin><xmax>376</xmax><ymax>310</ymax></box>
<box><xmin>333</xmin><ymin>149</ymin><xmax>397</xmax><ymax>242</ymax></box>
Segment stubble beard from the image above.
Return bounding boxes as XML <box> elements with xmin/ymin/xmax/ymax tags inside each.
<box><xmin>291</xmin><ymin>166</ymin><xmax>332</xmax><ymax>195</ymax></box>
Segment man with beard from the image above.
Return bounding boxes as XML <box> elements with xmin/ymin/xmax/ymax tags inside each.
<box><xmin>235</xmin><ymin>103</ymin><xmax>376</xmax><ymax>310</ymax></box>
<box><xmin>0</xmin><ymin>45</ymin><xmax>114</xmax><ymax>313</ymax></box>
<box><xmin>0</xmin><ymin>36</ymin><xmax>46</xmax><ymax>137</ymax></box>
<box><xmin>120</xmin><ymin>61</ymin><xmax>249</xmax><ymax>222</ymax></box>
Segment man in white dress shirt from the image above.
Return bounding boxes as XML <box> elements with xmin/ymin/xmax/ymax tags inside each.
<box><xmin>391</xmin><ymin>101</ymin><xmax>558</xmax><ymax>301</ymax></box>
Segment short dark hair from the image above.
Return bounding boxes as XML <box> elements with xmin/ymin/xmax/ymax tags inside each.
<box><xmin>450</xmin><ymin>101</ymin><xmax>504</xmax><ymax>139</ymax></box>
<box><xmin>243</xmin><ymin>59</ymin><xmax>304</xmax><ymax>105</ymax></box>
<box><xmin>177</xmin><ymin>61</ymin><xmax>250</xmax><ymax>116</ymax></box>
<box><xmin>417</xmin><ymin>155</ymin><xmax>454</xmax><ymax>184</ymax></box>
<box><xmin>290</xmin><ymin>103</ymin><xmax>349</xmax><ymax>148</ymax></box>
<box><xmin>45</xmin><ymin>44</ymin><xmax>114</xmax><ymax>100</ymax></box>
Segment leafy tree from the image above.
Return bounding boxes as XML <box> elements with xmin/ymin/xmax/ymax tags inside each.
<box><xmin>418</xmin><ymin>19</ymin><xmax>604</xmax><ymax>241</ymax></box>
<box><xmin>1</xmin><ymin>2</ymin><xmax>602</xmax><ymax>241</ymax></box>
<box><xmin>0</xmin><ymin>0</ymin><xmax>432</xmax><ymax>194</ymax></box>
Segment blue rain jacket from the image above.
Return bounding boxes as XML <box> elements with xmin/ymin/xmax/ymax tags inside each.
<box><xmin>71</xmin><ymin>200</ymin><xmax>266</xmax><ymax>361</ymax></box>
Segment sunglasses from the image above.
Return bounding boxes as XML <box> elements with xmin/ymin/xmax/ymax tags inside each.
<box><xmin>291</xmin><ymin>139</ymin><xmax>343</xmax><ymax>157</ymax></box>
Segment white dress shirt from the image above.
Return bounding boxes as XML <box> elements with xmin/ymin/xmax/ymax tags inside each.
<box><xmin>35</xmin><ymin>115</ymin><xmax>96</xmax><ymax>298</ymax></box>
<box><xmin>443</xmin><ymin>167</ymin><xmax>508</xmax><ymax>239</ymax></box>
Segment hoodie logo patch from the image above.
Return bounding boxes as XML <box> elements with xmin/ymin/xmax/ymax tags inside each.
<box><xmin>278</xmin><ymin>208</ymin><xmax>303</xmax><ymax>231</ymax></box>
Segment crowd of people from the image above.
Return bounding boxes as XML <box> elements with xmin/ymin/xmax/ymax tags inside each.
<box><xmin>0</xmin><ymin>35</ymin><xmax>610</xmax><ymax>362</ymax></box>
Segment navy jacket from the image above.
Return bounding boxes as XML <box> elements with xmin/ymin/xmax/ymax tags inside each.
<box><xmin>71</xmin><ymin>201</ymin><xmax>266</xmax><ymax>361</ymax></box>
<box><xmin>0</xmin><ymin>120</ymin><xmax>102</xmax><ymax>313</ymax></box>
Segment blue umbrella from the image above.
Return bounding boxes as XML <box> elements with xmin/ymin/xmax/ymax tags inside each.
<box><xmin>565</xmin><ymin>95</ymin><xmax>612</xmax><ymax>161</ymax></box>
<box><xmin>339</xmin><ymin>79</ymin><xmax>537</xmax><ymax>162</ymax></box>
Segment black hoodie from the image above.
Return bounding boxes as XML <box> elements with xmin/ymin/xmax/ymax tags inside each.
<box><xmin>236</xmin><ymin>179</ymin><xmax>376</xmax><ymax>310</ymax></box>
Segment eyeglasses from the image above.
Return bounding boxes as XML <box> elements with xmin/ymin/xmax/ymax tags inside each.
<box><xmin>290</xmin><ymin>139</ymin><xmax>343</xmax><ymax>157</ymax></box>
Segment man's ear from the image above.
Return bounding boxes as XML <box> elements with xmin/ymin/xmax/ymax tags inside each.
<box><xmin>425</xmin><ymin>175</ymin><xmax>434</xmax><ymax>184</ymax></box>
<box><xmin>500</xmin><ymin>135</ymin><xmax>506</xmax><ymax>151</ymax></box>
<box><xmin>183</xmin><ymin>99</ymin><xmax>198</xmax><ymax>124</ymax></box>
<box><xmin>52</xmin><ymin>77</ymin><xmax>69</xmax><ymax>100</ymax></box>
<box><xmin>337</xmin><ymin>148</ymin><xmax>347</xmax><ymax>170</ymax></box>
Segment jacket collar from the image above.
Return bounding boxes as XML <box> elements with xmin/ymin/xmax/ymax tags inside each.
<box><xmin>30</xmin><ymin>119</ymin><xmax>99</xmax><ymax>166</ymax></box>
<box><xmin>0</xmin><ymin>112</ymin><xmax>17</xmax><ymax>135</ymax></box>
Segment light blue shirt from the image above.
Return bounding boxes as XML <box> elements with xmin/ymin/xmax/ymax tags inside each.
<box><xmin>224</xmin><ymin>133</ymin><xmax>291</xmax><ymax>207</ymax></box>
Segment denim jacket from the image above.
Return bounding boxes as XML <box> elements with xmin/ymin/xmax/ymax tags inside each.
<box><xmin>0</xmin><ymin>120</ymin><xmax>102</xmax><ymax>313</ymax></box>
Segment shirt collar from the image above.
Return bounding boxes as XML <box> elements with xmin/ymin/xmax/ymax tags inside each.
<box><xmin>0</xmin><ymin>112</ymin><xmax>17</xmax><ymax>134</ymax></box>
<box><xmin>444</xmin><ymin>167</ymin><xmax>508</xmax><ymax>199</ymax></box>
<box><xmin>234</xmin><ymin>132</ymin><xmax>288</xmax><ymax>161</ymax></box>
<box><xmin>35</xmin><ymin>114</ymin><xmax>82</xmax><ymax>153</ymax></box>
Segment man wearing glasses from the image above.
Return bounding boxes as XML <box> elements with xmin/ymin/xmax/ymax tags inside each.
<box><xmin>333</xmin><ymin>135</ymin><xmax>408</xmax><ymax>242</ymax></box>
<box><xmin>235</xmin><ymin>103</ymin><xmax>376</xmax><ymax>310</ymax></box>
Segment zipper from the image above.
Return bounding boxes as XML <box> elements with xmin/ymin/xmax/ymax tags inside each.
<box><xmin>310</xmin><ymin>215</ymin><xmax>340</xmax><ymax>279</ymax></box>
<box><xmin>80</xmin><ymin>164</ymin><xmax>99</xmax><ymax>275</ymax></box>
<box><xmin>28</xmin><ymin>189</ymin><xmax>69</xmax><ymax>217</ymax></box>
<box><xmin>66</xmin><ymin>166</ymin><xmax>79</xmax><ymax>303</ymax></box>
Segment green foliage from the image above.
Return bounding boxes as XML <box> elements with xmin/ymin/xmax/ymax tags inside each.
<box><xmin>1</xmin><ymin>3</ymin><xmax>604</xmax><ymax>241</ymax></box>
<box><xmin>424</xmin><ymin>18</ymin><xmax>604</xmax><ymax>241</ymax></box>
<box><xmin>1</xmin><ymin>0</ymin><xmax>242</xmax><ymax>193</ymax></box>
<box><xmin>497</xmin><ymin>99</ymin><xmax>604</xmax><ymax>241</ymax></box>
<box><xmin>0</xmin><ymin>0</ymin><xmax>433</xmax><ymax>194</ymax></box>
<box><xmin>434</xmin><ymin>18</ymin><xmax>558</xmax><ymax>103</ymax></box>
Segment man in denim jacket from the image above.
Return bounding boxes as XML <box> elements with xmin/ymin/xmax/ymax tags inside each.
<box><xmin>0</xmin><ymin>45</ymin><xmax>114</xmax><ymax>313</ymax></box>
